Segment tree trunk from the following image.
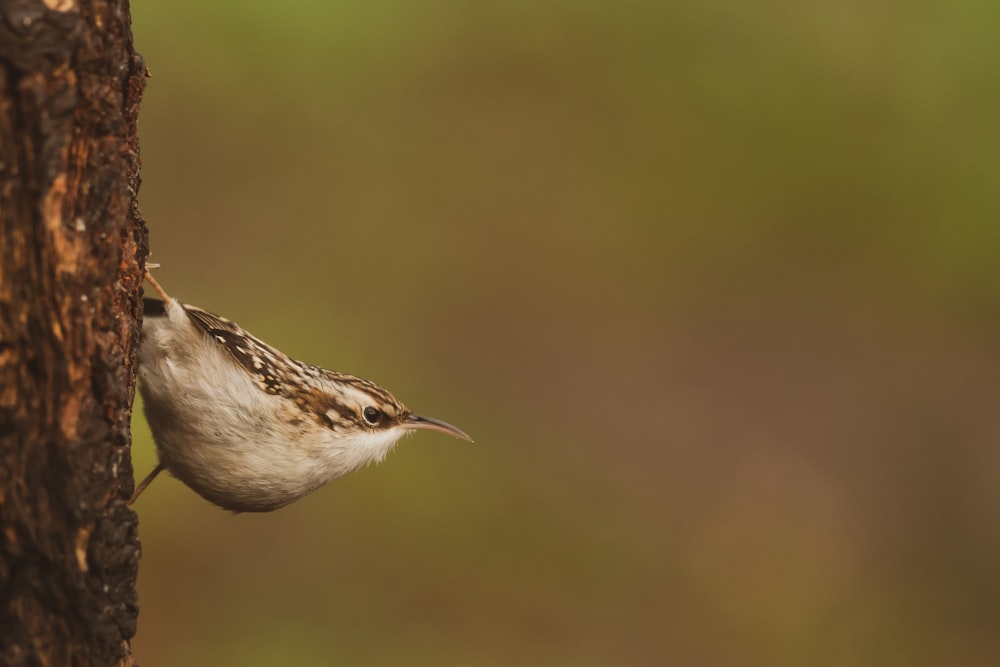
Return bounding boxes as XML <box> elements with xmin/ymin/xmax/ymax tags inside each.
<box><xmin>0</xmin><ymin>1</ymin><xmax>147</xmax><ymax>665</ymax></box>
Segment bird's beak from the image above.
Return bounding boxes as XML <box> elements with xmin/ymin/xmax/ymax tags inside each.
<box><xmin>403</xmin><ymin>414</ymin><xmax>473</xmax><ymax>442</ymax></box>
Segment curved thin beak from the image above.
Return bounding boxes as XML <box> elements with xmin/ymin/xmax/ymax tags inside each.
<box><xmin>403</xmin><ymin>414</ymin><xmax>473</xmax><ymax>442</ymax></box>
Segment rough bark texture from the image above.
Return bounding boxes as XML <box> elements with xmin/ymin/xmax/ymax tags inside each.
<box><xmin>0</xmin><ymin>0</ymin><xmax>147</xmax><ymax>665</ymax></box>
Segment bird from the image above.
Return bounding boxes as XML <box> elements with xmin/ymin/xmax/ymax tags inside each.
<box><xmin>131</xmin><ymin>271</ymin><xmax>471</xmax><ymax>512</ymax></box>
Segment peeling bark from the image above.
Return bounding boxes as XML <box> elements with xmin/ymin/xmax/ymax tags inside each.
<box><xmin>0</xmin><ymin>1</ymin><xmax>147</xmax><ymax>665</ymax></box>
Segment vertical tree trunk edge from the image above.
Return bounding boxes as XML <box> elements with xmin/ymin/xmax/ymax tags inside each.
<box><xmin>0</xmin><ymin>1</ymin><xmax>147</xmax><ymax>665</ymax></box>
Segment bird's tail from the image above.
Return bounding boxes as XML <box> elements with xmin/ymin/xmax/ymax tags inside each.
<box><xmin>143</xmin><ymin>298</ymin><xmax>167</xmax><ymax>317</ymax></box>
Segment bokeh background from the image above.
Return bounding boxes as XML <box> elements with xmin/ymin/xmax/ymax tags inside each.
<box><xmin>129</xmin><ymin>1</ymin><xmax>1000</xmax><ymax>665</ymax></box>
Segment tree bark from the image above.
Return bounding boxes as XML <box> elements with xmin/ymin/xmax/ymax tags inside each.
<box><xmin>0</xmin><ymin>1</ymin><xmax>147</xmax><ymax>665</ymax></box>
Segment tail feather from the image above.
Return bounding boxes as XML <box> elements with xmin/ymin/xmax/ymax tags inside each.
<box><xmin>143</xmin><ymin>297</ymin><xmax>167</xmax><ymax>317</ymax></box>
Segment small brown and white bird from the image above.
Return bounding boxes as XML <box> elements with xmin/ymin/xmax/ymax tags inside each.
<box><xmin>133</xmin><ymin>272</ymin><xmax>471</xmax><ymax>512</ymax></box>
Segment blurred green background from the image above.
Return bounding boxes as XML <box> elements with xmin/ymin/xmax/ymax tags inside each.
<box><xmin>129</xmin><ymin>1</ymin><xmax>1000</xmax><ymax>665</ymax></box>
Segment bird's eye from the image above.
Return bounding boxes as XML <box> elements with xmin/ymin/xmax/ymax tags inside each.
<box><xmin>362</xmin><ymin>406</ymin><xmax>382</xmax><ymax>425</ymax></box>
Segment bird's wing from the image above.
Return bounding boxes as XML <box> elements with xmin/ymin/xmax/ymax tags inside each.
<box><xmin>182</xmin><ymin>304</ymin><xmax>292</xmax><ymax>395</ymax></box>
